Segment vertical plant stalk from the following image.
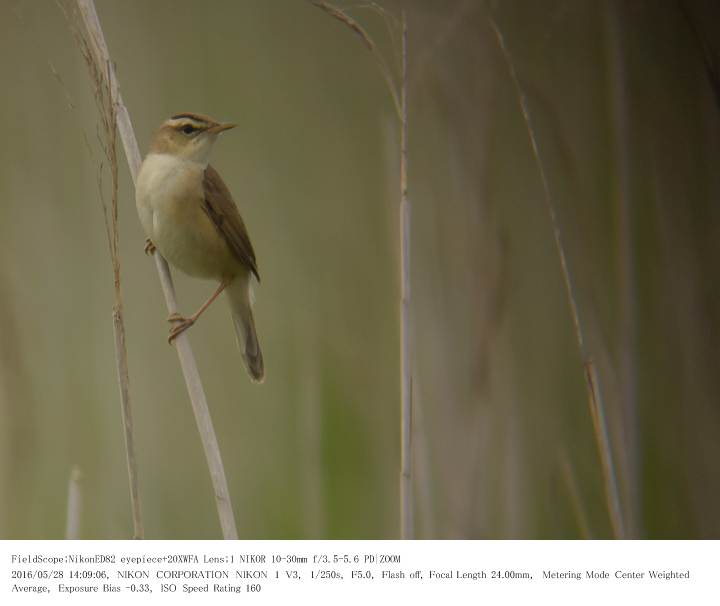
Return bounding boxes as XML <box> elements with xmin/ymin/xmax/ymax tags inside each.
<box><xmin>398</xmin><ymin>13</ymin><xmax>413</xmax><ymax>540</ymax></box>
<box><xmin>607</xmin><ymin>0</ymin><xmax>640</xmax><ymax>539</ymax></box>
<box><xmin>74</xmin><ymin>22</ymin><xmax>144</xmax><ymax>539</ymax></box>
<box><xmin>413</xmin><ymin>392</ymin><xmax>435</xmax><ymax>538</ymax></box>
<box><xmin>584</xmin><ymin>361</ymin><xmax>624</xmax><ymax>538</ymax></box>
<box><xmin>73</xmin><ymin>0</ymin><xmax>238</xmax><ymax>539</ymax></box>
<box><xmin>678</xmin><ymin>0</ymin><xmax>720</xmax><ymax>110</ymax></box>
<box><xmin>311</xmin><ymin>1</ymin><xmax>413</xmax><ymax>539</ymax></box>
<box><xmin>559</xmin><ymin>450</ymin><xmax>592</xmax><ymax>539</ymax></box>
<box><xmin>113</xmin><ymin>309</ymin><xmax>143</xmax><ymax>538</ymax></box>
<box><xmin>65</xmin><ymin>466</ymin><xmax>83</xmax><ymax>540</ymax></box>
<box><xmin>104</xmin><ymin>72</ymin><xmax>144</xmax><ymax>540</ymax></box>
<box><xmin>489</xmin><ymin>18</ymin><xmax>626</xmax><ymax>538</ymax></box>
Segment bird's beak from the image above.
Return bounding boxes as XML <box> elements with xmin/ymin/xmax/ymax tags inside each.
<box><xmin>208</xmin><ymin>122</ymin><xmax>237</xmax><ymax>134</ymax></box>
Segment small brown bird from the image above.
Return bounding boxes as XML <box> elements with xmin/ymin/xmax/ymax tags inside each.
<box><xmin>135</xmin><ymin>113</ymin><xmax>264</xmax><ymax>382</ymax></box>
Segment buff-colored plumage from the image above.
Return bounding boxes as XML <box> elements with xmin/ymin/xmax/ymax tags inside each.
<box><xmin>136</xmin><ymin>113</ymin><xmax>263</xmax><ymax>382</ymax></box>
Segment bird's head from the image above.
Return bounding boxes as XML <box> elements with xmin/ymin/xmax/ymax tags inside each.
<box><xmin>150</xmin><ymin>112</ymin><xmax>236</xmax><ymax>164</ymax></box>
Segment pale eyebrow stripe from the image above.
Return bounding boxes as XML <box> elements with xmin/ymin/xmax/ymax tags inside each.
<box><xmin>167</xmin><ymin>118</ymin><xmax>206</xmax><ymax>130</ymax></box>
<box><xmin>171</xmin><ymin>112</ymin><xmax>204</xmax><ymax>120</ymax></box>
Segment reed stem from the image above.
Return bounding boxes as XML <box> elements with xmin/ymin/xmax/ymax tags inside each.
<box><xmin>399</xmin><ymin>12</ymin><xmax>413</xmax><ymax>540</ymax></box>
<box><xmin>73</xmin><ymin>0</ymin><xmax>238</xmax><ymax>540</ymax></box>
<box><xmin>65</xmin><ymin>466</ymin><xmax>83</xmax><ymax>540</ymax></box>
<box><xmin>489</xmin><ymin>17</ymin><xmax>626</xmax><ymax>538</ymax></box>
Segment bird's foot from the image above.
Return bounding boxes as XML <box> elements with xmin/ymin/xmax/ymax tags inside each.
<box><xmin>167</xmin><ymin>313</ymin><xmax>195</xmax><ymax>344</ymax></box>
<box><xmin>144</xmin><ymin>238</ymin><xmax>156</xmax><ymax>255</ymax></box>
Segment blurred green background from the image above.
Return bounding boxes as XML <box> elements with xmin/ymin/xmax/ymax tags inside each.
<box><xmin>1</xmin><ymin>0</ymin><xmax>719</xmax><ymax>539</ymax></box>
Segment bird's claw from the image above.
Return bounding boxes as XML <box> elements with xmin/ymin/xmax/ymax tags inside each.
<box><xmin>167</xmin><ymin>314</ymin><xmax>194</xmax><ymax>344</ymax></box>
<box><xmin>144</xmin><ymin>238</ymin><xmax>156</xmax><ymax>255</ymax></box>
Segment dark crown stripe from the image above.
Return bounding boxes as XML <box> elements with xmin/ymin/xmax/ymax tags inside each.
<box><xmin>170</xmin><ymin>112</ymin><xmax>216</xmax><ymax>125</ymax></box>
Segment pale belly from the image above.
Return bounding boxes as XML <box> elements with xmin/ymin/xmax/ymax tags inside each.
<box><xmin>136</xmin><ymin>153</ymin><xmax>239</xmax><ymax>280</ymax></box>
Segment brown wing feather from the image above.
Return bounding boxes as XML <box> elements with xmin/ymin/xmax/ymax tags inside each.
<box><xmin>202</xmin><ymin>165</ymin><xmax>260</xmax><ymax>281</ymax></box>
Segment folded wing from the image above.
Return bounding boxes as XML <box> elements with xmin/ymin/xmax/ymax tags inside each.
<box><xmin>202</xmin><ymin>164</ymin><xmax>260</xmax><ymax>282</ymax></box>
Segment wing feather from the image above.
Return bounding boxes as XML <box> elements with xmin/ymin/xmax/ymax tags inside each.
<box><xmin>202</xmin><ymin>165</ymin><xmax>260</xmax><ymax>281</ymax></box>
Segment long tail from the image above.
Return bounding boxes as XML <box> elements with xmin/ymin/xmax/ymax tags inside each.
<box><xmin>226</xmin><ymin>276</ymin><xmax>264</xmax><ymax>383</ymax></box>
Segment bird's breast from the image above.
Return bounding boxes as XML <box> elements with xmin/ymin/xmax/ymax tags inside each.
<box><xmin>135</xmin><ymin>153</ymin><xmax>237</xmax><ymax>279</ymax></box>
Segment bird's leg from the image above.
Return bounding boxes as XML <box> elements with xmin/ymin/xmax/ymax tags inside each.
<box><xmin>167</xmin><ymin>281</ymin><xmax>227</xmax><ymax>344</ymax></box>
<box><xmin>144</xmin><ymin>238</ymin><xmax>156</xmax><ymax>255</ymax></box>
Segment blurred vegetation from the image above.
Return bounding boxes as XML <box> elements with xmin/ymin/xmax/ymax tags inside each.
<box><xmin>1</xmin><ymin>0</ymin><xmax>719</xmax><ymax>539</ymax></box>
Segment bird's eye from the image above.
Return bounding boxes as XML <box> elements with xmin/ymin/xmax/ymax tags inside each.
<box><xmin>181</xmin><ymin>125</ymin><xmax>195</xmax><ymax>135</ymax></box>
